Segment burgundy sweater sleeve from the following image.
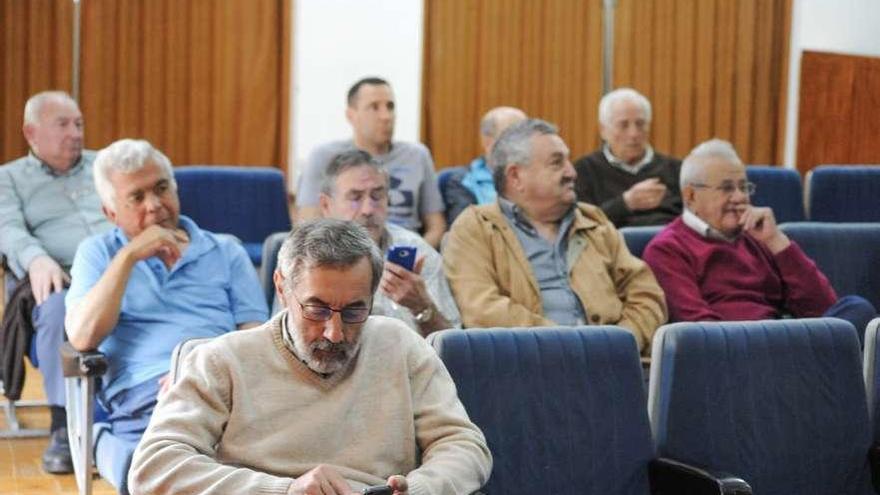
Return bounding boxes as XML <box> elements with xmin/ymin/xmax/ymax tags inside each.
<box><xmin>643</xmin><ymin>235</ymin><xmax>723</xmax><ymax>322</ymax></box>
<box><xmin>771</xmin><ymin>241</ymin><xmax>837</xmax><ymax>317</ymax></box>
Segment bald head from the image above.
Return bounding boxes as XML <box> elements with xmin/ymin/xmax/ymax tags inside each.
<box><xmin>480</xmin><ymin>106</ymin><xmax>527</xmax><ymax>160</ymax></box>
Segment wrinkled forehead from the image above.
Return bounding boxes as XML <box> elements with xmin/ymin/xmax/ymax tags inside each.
<box><xmin>334</xmin><ymin>164</ymin><xmax>388</xmax><ymax>193</ymax></box>
<box><xmin>608</xmin><ymin>98</ymin><xmax>648</xmax><ymax>122</ymax></box>
<box><xmin>702</xmin><ymin>156</ymin><xmax>746</xmax><ymax>182</ymax></box>
<box><xmin>38</xmin><ymin>97</ymin><xmax>82</xmax><ymax>122</ymax></box>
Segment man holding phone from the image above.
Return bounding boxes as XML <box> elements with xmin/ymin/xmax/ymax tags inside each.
<box><xmin>318</xmin><ymin>150</ymin><xmax>461</xmax><ymax>336</ymax></box>
<box><xmin>128</xmin><ymin>220</ymin><xmax>491</xmax><ymax>494</ymax></box>
<box><xmin>643</xmin><ymin>139</ymin><xmax>875</xmax><ymax>332</ymax></box>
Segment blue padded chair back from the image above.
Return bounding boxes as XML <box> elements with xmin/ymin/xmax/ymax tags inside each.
<box><xmin>863</xmin><ymin>318</ymin><xmax>880</xmax><ymax>442</ymax></box>
<box><xmin>807</xmin><ymin>165</ymin><xmax>880</xmax><ymax>221</ymax></box>
<box><xmin>649</xmin><ymin>318</ymin><xmax>873</xmax><ymax>495</ymax></box>
<box><xmin>429</xmin><ymin>327</ymin><xmax>654</xmax><ymax>495</ymax></box>
<box><xmin>620</xmin><ymin>225</ymin><xmax>664</xmax><ymax>258</ymax></box>
<box><xmin>174</xmin><ymin>166</ymin><xmax>291</xmax><ymax>265</ymax></box>
<box><xmin>746</xmin><ymin>166</ymin><xmax>805</xmax><ymax>223</ymax></box>
<box><xmin>779</xmin><ymin>222</ymin><xmax>880</xmax><ymax>309</ymax></box>
<box><xmin>259</xmin><ymin>231</ymin><xmax>289</xmax><ymax>310</ymax></box>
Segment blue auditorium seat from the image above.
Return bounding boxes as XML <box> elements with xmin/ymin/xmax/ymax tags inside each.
<box><xmin>430</xmin><ymin>327</ymin><xmax>748</xmax><ymax>494</ymax></box>
<box><xmin>259</xmin><ymin>231</ymin><xmax>288</xmax><ymax>312</ymax></box>
<box><xmin>746</xmin><ymin>166</ymin><xmax>805</xmax><ymax>223</ymax></box>
<box><xmin>807</xmin><ymin>165</ymin><xmax>880</xmax><ymax>221</ymax></box>
<box><xmin>174</xmin><ymin>166</ymin><xmax>291</xmax><ymax>265</ymax></box>
<box><xmin>620</xmin><ymin>225</ymin><xmax>663</xmax><ymax>258</ymax></box>
<box><xmin>779</xmin><ymin>222</ymin><xmax>880</xmax><ymax>310</ymax></box>
<box><xmin>649</xmin><ymin>318</ymin><xmax>876</xmax><ymax>495</ymax></box>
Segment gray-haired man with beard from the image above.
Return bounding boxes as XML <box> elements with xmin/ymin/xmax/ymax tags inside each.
<box><xmin>129</xmin><ymin>219</ymin><xmax>491</xmax><ymax>495</ymax></box>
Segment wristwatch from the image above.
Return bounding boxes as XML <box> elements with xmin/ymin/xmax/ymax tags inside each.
<box><xmin>414</xmin><ymin>305</ymin><xmax>435</xmax><ymax>324</ymax></box>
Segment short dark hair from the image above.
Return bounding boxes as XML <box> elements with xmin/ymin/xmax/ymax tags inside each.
<box><xmin>320</xmin><ymin>149</ymin><xmax>387</xmax><ymax>195</ymax></box>
<box><xmin>347</xmin><ymin>77</ymin><xmax>390</xmax><ymax>107</ymax></box>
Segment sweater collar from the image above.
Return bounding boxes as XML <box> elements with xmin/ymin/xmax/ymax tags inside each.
<box><xmin>602</xmin><ymin>144</ymin><xmax>654</xmax><ymax>175</ymax></box>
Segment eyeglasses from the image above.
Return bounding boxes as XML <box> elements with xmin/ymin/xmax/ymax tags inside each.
<box><xmin>292</xmin><ymin>293</ymin><xmax>371</xmax><ymax>323</ymax></box>
<box><xmin>691</xmin><ymin>181</ymin><xmax>756</xmax><ymax>196</ymax></box>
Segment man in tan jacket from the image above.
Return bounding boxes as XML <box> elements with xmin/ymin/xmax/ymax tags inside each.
<box><xmin>443</xmin><ymin>119</ymin><xmax>667</xmax><ymax>352</ymax></box>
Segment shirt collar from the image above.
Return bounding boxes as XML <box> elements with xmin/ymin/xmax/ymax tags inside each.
<box><xmin>602</xmin><ymin>144</ymin><xmax>654</xmax><ymax>175</ymax></box>
<box><xmin>682</xmin><ymin>208</ymin><xmax>737</xmax><ymax>243</ymax></box>
<box><xmin>498</xmin><ymin>196</ymin><xmax>575</xmax><ymax>238</ymax></box>
<box><xmin>27</xmin><ymin>151</ymin><xmax>85</xmax><ymax>177</ymax></box>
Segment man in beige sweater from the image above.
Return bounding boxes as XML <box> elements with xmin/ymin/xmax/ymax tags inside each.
<box><xmin>128</xmin><ymin>219</ymin><xmax>491</xmax><ymax>495</ymax></box>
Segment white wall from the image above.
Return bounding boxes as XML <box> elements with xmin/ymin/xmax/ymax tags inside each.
<box><xmin>783</xmin><ymin>0</ymin><xmax>880</xmax><ymax>167</ymax></box>
<box><xmin>290</xmin><ymin>0</ymin><xmax>424</xmax><ymax>187</ymax></box>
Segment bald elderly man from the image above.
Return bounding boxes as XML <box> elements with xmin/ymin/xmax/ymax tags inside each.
<box><xmin>441</xmin><ymin>106</ymin><xmax>526</xmax><ymax>225</ymax></box>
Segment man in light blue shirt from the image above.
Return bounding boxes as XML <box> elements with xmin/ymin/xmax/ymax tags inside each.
<box><xmin>441</xmin><ymin>107</ymin><xmax>526</xmax><ymax>225</ymax></box>
<box><xmin>65</xmin><ymin>138</ymin><xmax>267</xmax><ymax>494</ymax></box>
<box><xmin>0</xmin><ymin>91</ymin><xmax>112</xmax><ymax>474</ymax></box>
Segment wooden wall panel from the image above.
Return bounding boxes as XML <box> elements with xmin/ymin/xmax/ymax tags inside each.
<box><xmin>613</xmin><ymin>0</ymin><xmax>791</xmax><ymax>164</ymax></box>
<box><xmin>422</xmin><ymin>0</ymin><xmax>605</xmax><ymax>168</ymax></box>
<box><xmin>423</xmin><ymin>0</ymin><xmax>791</xmax><ymax>168</ymax></box>
<box><xmin>797</xmin><ymin>51</ymin><xmax>880</xmax><ymax>174</ymax></box>
<box><xmin>0</xmin><ymin>0</ymin><xmax>73</xmax><ymax>162</ymax></box>
<box><xmin>80</xmin><ymin>0</ymin><xmax>290</xmax><ymax>170</ymax></box>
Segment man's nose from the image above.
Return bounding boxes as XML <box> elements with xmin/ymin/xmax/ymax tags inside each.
<box><xmin>323</xmin><ymin>313</ymin><xmax>345</xmax><ymax>343</ymax></box>
<box><xmin>144</xmin><ymin>193</ymin><xmax>162</xmax><ymax>210</ymax></box>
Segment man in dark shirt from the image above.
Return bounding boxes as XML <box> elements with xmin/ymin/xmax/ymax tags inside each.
<box><xmin>574</xmin><ymin>88</ymin><xmax>682</xmax><ymax>227</ymax></box>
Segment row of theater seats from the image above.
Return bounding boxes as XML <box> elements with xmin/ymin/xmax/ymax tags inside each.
<box><xmin>428</xmin><ymin>317</ymin><xmax>880</xmax><ymax>494</ymax></box>
<box><xmin>437</xmin><ymin>164</ymin><xmax>880</xmax><ymax>224</ymax></box>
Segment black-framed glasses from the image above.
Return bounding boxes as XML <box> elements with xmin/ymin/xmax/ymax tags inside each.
<box><xmin>292</xmin><ymin>293</ymin><xmax>371</xmax><ymax>323</ymax></box>
<box><xmin>691</xmin><ymin>181</ymin><xmax>756</xmax><ymax>196</ymax></box>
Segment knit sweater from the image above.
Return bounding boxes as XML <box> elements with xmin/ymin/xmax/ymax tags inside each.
<box><xmin>128</xmin><ymin>312</ymin><xmax>492</xmax><ymax>495</ymax></box>
<box><xmin>643</xmin><ymin>217</ymin><xmax>837</xmax><ymax>322</ymax></box>
<box><xmin>573</xmin><ymin>149</ymin><xmax>682</xmax><ymax>227</ymax></box>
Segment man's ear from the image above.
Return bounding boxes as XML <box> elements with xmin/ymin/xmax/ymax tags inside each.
<box><xmin>102</xmin><ymin>204</ymin><xmax>116</xmax><ymax>223</ymax></box>
<box><xmin>318</xmin><ymin>193</ymin><xmax>331</xmax><ymax>217</ymax></box>
<box><xmin>682</xmin><ymin>184</ymin><xmax>696</xmax><ymax>209</ymax></box>
<box><xmin>22</xmin><ymin>123</ymin><xmax>37</xmax><ymax>148</ymax></box>
<box><xmin>345</xmin><ymin>106</ymin><xmax>355</xmax><ymax>126</ymax></box>
<box><xmin>273</xmin><ymin>271</ymin><xmax>288</xmax><ymax>308</ymax></box>
<box><xmin>506</xmin><ymin>164</ymin><xmax>524</xmax><ymax>193</ymax></box>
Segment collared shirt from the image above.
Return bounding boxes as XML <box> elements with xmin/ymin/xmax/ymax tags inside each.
<box><xmin>460</xmin><ymin>156</ymin><xmax>497</xmax><ymax>205</ymax></box>
<box><xmin>0</xmin><ymin>152</ymin><xmax>112</xmax><ymax>277</ymax></box>
<box><xmin>602</xmin><ymin>144</ymin><xmax>655</xmax><ymax>176</ymax></box>
<box><xmin>681</xmin><ymin>209</ymin><xmax>737</xmax><ymax>243</ymax></box>
<box><xmin>374</xmin><ymin>222</ymin><xmax>462</xmax><ymax>330</ymax></box>
<box><xmin>66</xmin><ymin>215</ymin><xmax>268</xmax><ymax>400</ymax></box>
<box><xmin>498</xmin><ymin>197</ymin><xmax>587</xmax><ymax>326</ymax></box>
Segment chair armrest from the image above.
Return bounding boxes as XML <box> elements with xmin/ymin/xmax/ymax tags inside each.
<box><xmin>60</xmin><ymin>341</ymin><xmax>108</xmax><ymax>378</ymax></box>
<box><xmin>649</xmin><ymin>457</ymin><xmax>752</xmax><ymax>495</ymax></box>
<box><xmin>870</xmin><ymin>443</ymin><xmax>880</xmax><ymax>492</ymax></box>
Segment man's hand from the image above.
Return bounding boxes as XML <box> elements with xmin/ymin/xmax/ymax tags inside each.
<box><xmin>28</xmin><ymin>255</ymin><xmax>69</xmax><ymax>305</ymax></box>
<box><xmin>380</xmin><ymin>256</ymin><xmax>432</xmax><ymax>313</ymax></box>
<box><xmin>622</xmin><ymin>177</ymin><xmax>667</xmax><ymax>211</ymax></box>
<box><xmin>739</xmin><ymin>205</ymin><xmax>790</xmax><ymax>254</ymax></box>
<box><xmin>123</xmin><ymin>225</ymin><xmax>189</xmax><ymax>268</ymax></box>
<box><xmin>287</xmin><ymin>465</ymin><xmax>353</xmax><ymax>494</ymax></box>
<box><xmin>387</xmin><ymin>475</ymin><xmax>408</xmax><ymax>495</ymax></box>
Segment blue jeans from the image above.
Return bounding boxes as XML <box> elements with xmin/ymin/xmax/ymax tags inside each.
<box><xmin>30</xmin><ymin>290</ymin><xmax>67</xmax><ymax>407</ymax></box>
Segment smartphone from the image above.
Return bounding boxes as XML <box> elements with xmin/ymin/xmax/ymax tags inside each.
<box><xmin>362</xmin><ymin>485</ymin><xmax>393</xmax><ymax>495</ymax></box>
<box><xmin>387</xmin><ymin>245</ymin><xmax>417</xmax><ymax>271</ymax></box>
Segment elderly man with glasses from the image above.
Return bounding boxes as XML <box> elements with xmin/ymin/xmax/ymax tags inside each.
<box><xmin>129</xmin><ymin>219</ymin><xmax>492</xmax><ymax>495</ymax></box>
<box><xmin>643</xmin><ymin>139</ymin><xmax>875</xmax><ymax>335</ymax></box>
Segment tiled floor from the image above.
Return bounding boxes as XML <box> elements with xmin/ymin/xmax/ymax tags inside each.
<box><xmin>0</xmin><ymin>363</ymin><xmax>116</xmax><ymax>494</ymax></box>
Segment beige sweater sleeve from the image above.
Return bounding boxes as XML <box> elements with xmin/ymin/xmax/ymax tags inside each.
<box><xmin>403</xmin><ymin>339</ymin><xmax>493</xmax><ymax>495</ymax></box>
<box><xmin>127</xmin><ymin>344</ymin><xmax>293</xmax><ymax>495</ymax></box>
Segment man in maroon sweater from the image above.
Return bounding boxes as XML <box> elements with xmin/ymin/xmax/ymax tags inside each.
<box><xmin>643</xmin><ymin>139</ymin><xmax>875</xmax><ymax>339</ymax></box>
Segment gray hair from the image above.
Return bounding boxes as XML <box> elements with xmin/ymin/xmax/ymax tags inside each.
<box><xmin>93</xmin><ymin>139</ymin><xmax>177</xmax><ymax>210</ymax></box>
<box><xmin>598</xmin><ymin>88</ymin><xmax>652</xmax><ymax>127</ymax></box>
<box><xmin>276</xmin><ymin>219</ymin><xmax>383</xmax><ymax>295</ymax></box>
<box><xmin>679</xmin><ymin>138</ymin><xmax>743</xmax><ymax>189</ymax></box>
<box><xmin>24</xmin><ymin>91</ymin><xmax>78</xmax><ymax>126</ymax></box>
<box><xmin>490</xmin><ymin>118</ymin><xmax>559</xmax><ymax>195</ymax></box>
<box><xmin>320</xmin><ymin>149</ymin><xmax>388</xmax><ymax>196</ymax></box>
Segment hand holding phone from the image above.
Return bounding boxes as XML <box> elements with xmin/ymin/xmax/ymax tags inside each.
<box><xmin>362</xmin><ymin>485</ymin><xmax>393</xmax><ymax>495</ymax></box>
<box><xmin>386</xmin><ymin>245</ymin><xmax>417</xmax><ymax>271</ymax></box>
